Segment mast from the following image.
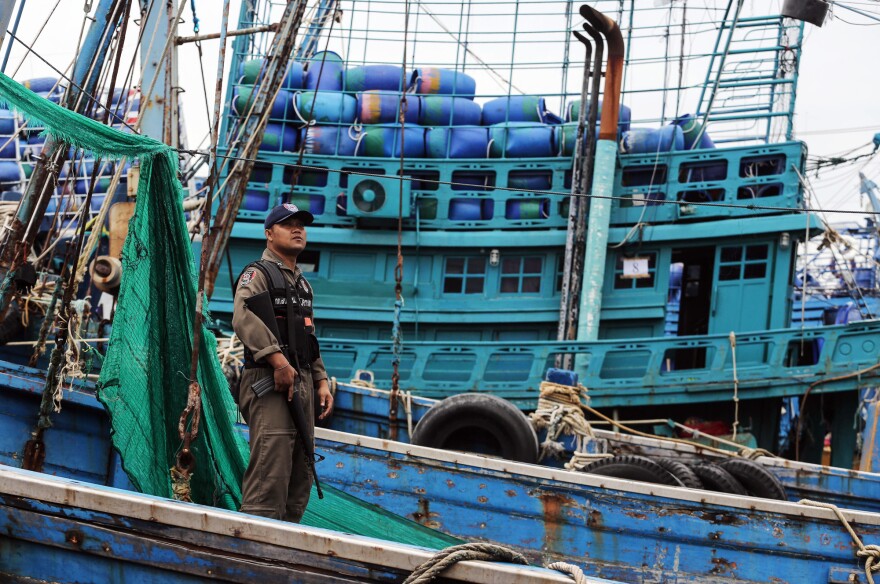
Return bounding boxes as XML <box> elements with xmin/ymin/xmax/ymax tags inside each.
<box><xmin>575</xmin><ymin>6</ymin><xmax>624</xmax><ymax>361</ymax></box>
<box><xmin>0</xmin><ymin>0</ymin><xmax>125</xmax><ymax>318</ymax></box>
<box><xmin>203</xmin><ymin>0</ymin><xmax>309</xmax><ymax>298</ymax></box>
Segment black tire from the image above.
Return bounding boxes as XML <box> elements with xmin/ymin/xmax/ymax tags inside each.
<box><xmin>719</xmin><ymin>459</ymin><xmax>787</xmax><ymax>500</ymax></box>
<box><xmin>690</xmin><ymin>463</ymin><xmax>748</xmax><ymax>496</ymax></box>
<box><xmin>580</xmin><ymin>455</ymin><xmax>684</xmax><ymax>487</ymax></box>
<box><xmin>654</xmin><ymin>458</ymin><xmax>703</xmax><ymax>489</ymax></box>
<box><xmin>411</xmin><ymin>393</ymin><xmax>539</xmax><ymax>463</ymax></box>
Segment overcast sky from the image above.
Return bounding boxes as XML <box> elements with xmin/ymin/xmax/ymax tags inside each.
<box><xmin>3</xmin><ymin>0</ymin><xmax>879</xmax><ymax>222</ymax></box>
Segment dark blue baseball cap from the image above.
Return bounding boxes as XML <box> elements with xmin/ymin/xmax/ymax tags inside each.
<box><xmin>264</xmin><ymin>203</ymin><xmax>314</xmax><ymax>229</ymax></box>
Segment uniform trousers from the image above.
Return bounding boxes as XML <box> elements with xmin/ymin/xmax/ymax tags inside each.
<box><xmin>237</xmin><ymin>366</ymin><xmax>314</xmax><ymax>522</ymax></box>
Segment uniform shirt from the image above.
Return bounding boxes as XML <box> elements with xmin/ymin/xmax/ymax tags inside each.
<box><xmin>232</xmin><ymin>248</ymin><xmax>328</xmax><ymax>383</ymax></box>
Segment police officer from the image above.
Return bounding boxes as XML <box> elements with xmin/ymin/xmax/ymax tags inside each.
<box><xmin>232</xmin><ymin>203</ymin><xmax>334</xmax><ymax>522</ymax></box>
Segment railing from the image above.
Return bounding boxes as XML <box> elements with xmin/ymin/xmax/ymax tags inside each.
<box><xmin>319</xmin><ymin>319</ymin><xmax>880</xmax><ymax>408</ymax></box>
<box><xmin>222</xmin><ymin>140</ymin><xmax>805</xmax><ymax>233</ymax></box>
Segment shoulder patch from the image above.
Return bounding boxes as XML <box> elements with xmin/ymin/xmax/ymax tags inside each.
<box><xmin>239</xmin><ymin>268</ymin><xmax>256</xmax><ymax>288</ymax></box>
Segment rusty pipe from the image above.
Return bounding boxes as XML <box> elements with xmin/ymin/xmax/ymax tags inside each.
<box><xmin>579</xmin><ymin>5</ymin><xmax>624</xmax><ymax>142</ymax></box>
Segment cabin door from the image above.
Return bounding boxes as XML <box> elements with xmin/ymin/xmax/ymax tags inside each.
<box><xmin>669</xmin><ymin>247</ymin><xmax>715</xmax><ymax>369</ymax></box>
<box><xmin>708</xmin><ymin>243</ymin><xmax>773</xmax><ymax>337</ymax></box>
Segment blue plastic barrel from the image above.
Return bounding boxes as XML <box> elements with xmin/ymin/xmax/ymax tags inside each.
<box><xmin>448</xmin><ymin>198</ymin><xmax>493</xmax><ymax>220</ymax></box>
<box><xmin>259</xmin><ymin>123</ymin><xmax>299</xmax><ymax>153</ymax></box>
<box><xmin>0</xmin><ymin>160</ymin><xmax>22</xmax><ymax>183</ymax></box>
<box><xmin>301</xmin><ymin>126</ymin><xmax>359</xmax><ymax>156</ymax></box>
<box><xmin>488</xmin><ymin>122</ymin><xmax>556</xmax><ymax>158</ymax></box>
<box><xmin>287</xmin><ymin>194</ymin><xmax>326</xmax><ymax>216</ymax></box>
<box><xmin>482</xmin><ymin>96</ymin><xmax>562</xmax><ymax>126</ymax></box>
<box><xmin>358</xmin><ymin>124</ymin><xmax>426</xmax><ymax>158</ymax></box>
<box><xmin>565</xmin><ymin>99</ymin><xmax>632</xmax><ymax>133</ymax></box>
<box><xmin>619</xmin><ymin>125</ymin><xmax>684</xmax><ymax>155</ymax></box>
<box><xmin>305</xmin><ymin>51</ymin><xmax>345</xmax><ymax>91</ymax></box>
<box><xmin>410</xmin><ymin>68</ymin><xmax>476</xmax><ymax>98</ymax></box>
<box><xmin>233</xmin><ymin>85</ymin><xmax>296</xmax><ymax>121</ymax></box>
<box><xmin>357</xmin><ymin>90</ymin><xmax>419</xmax><ymax>125</ymax></box>
<box><xmin>1</xmin><ymin>190</ymin><xmax>22</xmax><ymax>201</ymax></box>
<box><xmin>0</xmin><ymin>135</ymin><xmax>16</xmax><ymax>159</ymax></box>
<box><xmin>419</xmin><ymin>96</ymin><xmax>482</xmax><ymax>126</ymax></box>
<box><xmin>345</xmin><ymin>65</ymin><xmax>406</xmax><ymax>92</ymax></box>
<box><xmin>249</xmin><ymin>165</ymin><xmax>273</xmax><ymax>183</ymax></box>
<box><xmin>296</xmin><ymin>91</ymin><xmax>357</xmax><ymax>125</ymax></box>
<box><xmin>506</xmin><ymin>198</ymin><xmax>550</xmax><ymax>220</ymax></box>
<box><xmin>0</xmin><ymin>111</ymin><xmax>16</xmax><ymax>135</ymax></box>
<box><xmin>672</xmin><ymin>114</ymin><xmax>715</xmax><ymax>150</ymax></box>
<box><xmin>23</xmin><ymin>77</ymin><xmax>59</xmax><ymax>93</ymax></box>
<box><xmin>426</xmin><ymin>127</ymin><xmax>488</xmax><ymax>158</ymax></box>
<box><xmin>508</xmin><ymin>172</ymin><xmax>551</xmax><ymax>191</ymax></box>
<box><xmin>90</xmin><ymin>194</ymin><xmax>106</xmax><ymax>212</ymax></box>
<box><xmin>239</xmin><ymin>58</ymin><xmax>304</xmax><ymax>90</ymax></box>
<box><xmin>242</xmin><ymin>189</ymin><xmax>271</xmax><ymax>212</ymax></box>
<box><xmin>74</xmin><ymin>177</ymin><xmax>112</xmax><ymax>195</ymax></box>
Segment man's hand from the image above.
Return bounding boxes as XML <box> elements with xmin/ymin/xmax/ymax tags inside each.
<box><xmin>266</xmin><ymin>352</ymin><xmax>297</xmax><ymax>400</ymax></box>
<box><xmin>274</xmin><ymin>365</ymin><xmax>298</xmax><ymax>401</ymax></box>
<box><xmin>316</xmin><ymin>379</ymin><xmax>334</xmax><ymax>420</ymax></box>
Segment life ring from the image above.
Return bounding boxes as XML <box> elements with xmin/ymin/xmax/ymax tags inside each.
<box><xmin>580</xmin><ymin>455</ymin><xmax>684</xmax><ymax>487</ymax></box>
<box><xmin>654</xmin><ymin>458</ymin><xmax>703</xmax><ymax>489</ymax></box>
<box><xmin>719</xmin><ymin>459</ymin><xmax>787</xmax><ymax>500</ymax></box>
<box><xmin>411</xmin><ymin>393</ymin><xmax>539</xmax><ymax>463</ymax></box>
<box><xmin>690</xmin><ymin>463</ymin><xmax>748</xmax><ymax>496</ymax></box>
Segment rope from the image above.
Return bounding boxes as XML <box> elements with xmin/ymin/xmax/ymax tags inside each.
<box><xmin>170</xmin><ymin>465</ymin><xmax>193</xmax><ymax>502</ymax></box>
<box><xmin>729</xmin><ymin>331</ymin><xmax>740</xmax><ymax>440</ymax></box>
<box><xmin>547</xmin><ymin>561</ymin><xmax>590</xmax><ymax>584</ymax></box>
<box><xmin>529</xmin><ymin>381</ymin><xmax>610</xmax><ymax>468</ymax></box>
<box><xmin>403</xmin><ymin>543</ymin><xmax>528</xmax><ymax>584</ymax></box>
<box><xmin>799</xmin><ymin>499</ymin><xmax>880</xmax><ymax>584</ymax></box>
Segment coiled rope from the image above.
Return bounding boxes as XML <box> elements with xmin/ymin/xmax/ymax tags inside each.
<box><xmin>529</xmin><ymin>381</ymin><xmax>610</xmax><ymax>469</ymax></box>
<box><xmin>547</xmin><ymin>561</ymin><xmax>590</xmax><ymax>583</ymax></box>
<box><xmin>403</xmin><ymin>543</ymin><xmax>528</xmax><ymax>583</ymax></box>
<box><xmin>799</xmin><ymin>499</ymin><xmax>880</xmax><ymax>584</ymax></box>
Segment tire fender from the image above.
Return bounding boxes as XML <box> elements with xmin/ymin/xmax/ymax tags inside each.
<box><xmin>411</xmin><ymin>393</ymin><xmax>539</xmax><ymax>463</ymax></box>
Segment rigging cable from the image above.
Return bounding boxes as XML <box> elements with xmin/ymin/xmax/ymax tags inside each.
<box><xmin>389</xmin><ymin>0</ymin><xmax>414</xmax><ymax>442</ymax></box>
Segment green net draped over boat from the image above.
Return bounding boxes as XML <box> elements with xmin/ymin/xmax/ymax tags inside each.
<box><xmin>0</xmin><ymin>73</ymin><xmax>457</xmax><ymax>549</ymax></box>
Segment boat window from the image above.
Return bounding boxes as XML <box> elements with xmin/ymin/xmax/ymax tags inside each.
<box><xmin>402</xmin><ymin>170</ymin><xmax>440</xmax><ymax>192</ymax></box>
<box><xmin>613</xmin><ymin>252</ymin><xmax>657</xmax><ymax>289</ymax></box>
<box><xmin>740</xmin><ymin>154</ymin><xmax>785</xmax><ymax>178</ymax></box>
<box><xmin>737</xmin><ymin>182</ymin><xmax>782</xmax><ymax>199</ymax></box>
<box><xmin>451</xmin><ymin>170</ymin><xmax>495</xmax><ymax>192</ymax></box>
<box><xmin>283</xmin><ymin>165</ymin><xmax>327</xmax><ymax>187</ymax></box>
<box><xmin>621</xmin><ymin>165</ymin><xmax>667</xmax><ymax>187</ymax></box>
<box><xmin>500</xmin><ymin>256</ymin><xmax>543</xmax><ymax>294</ymax></box>
<box><xmin>677</xmin><ymin>188</ymin><xmax>725</xmax><ymax>203</ymax></box>
<box><xmin>443</xmin><ymin>257</ymin><xmax>486</xmax><ymax>294</ymax></box>
<box><xmin>718</xmin><ymin>244</ymin><xmax>769</xmax><ymax>281</ymax></box>
<box><xmin>297</xmin><ymin>250</ymin><xmax>320</xmax><ymax>273</ymax></box>
<box><xmin>678</xmin><ymin>160</ymin><xmax>728</xmax><ymax>183</ymax></box>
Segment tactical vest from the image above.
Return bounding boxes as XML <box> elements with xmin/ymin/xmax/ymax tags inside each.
<box><xmin>237</xmin><ymin>259</ymin><xmax>319</xmax><ymax>369</ymax></box>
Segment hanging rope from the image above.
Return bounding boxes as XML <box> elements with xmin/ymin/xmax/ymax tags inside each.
<box><xmin>799</xmin><ymin>499</ymin><xmax>880</xmax><ymax>584</ymax></box>
<box><xmin>403</xmin><ymin>543</ymin><xmax>528</xmax><ymax>584</ymax></box>
<box><xmin>729</xmin><ymin>331</ymin><xmax>740</xmax><ymax>440</ymax></box>
<box><xmin>388</xmin><ymin>0</ymin><xmax>412</xmax><ymax>442</ymax></box>
<box><xmin>529</xmin><ymin>381</ymin><xmax>610</xmax><ymax>468</ymax></box>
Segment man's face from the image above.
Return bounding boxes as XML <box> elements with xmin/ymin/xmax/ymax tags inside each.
<box><xmin>266</xmin><ymin>216</ymin><xmax>307</xmax><ymax>257</ymax></box>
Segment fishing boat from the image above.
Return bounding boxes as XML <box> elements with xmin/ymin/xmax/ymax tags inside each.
<box><xmin>0</xmin><ymin>0</ymin><xmax>879</xmax><ymax>581</ymax></box>
<box><xmin>201</xmin><ymin>0</ymin><xmax>880</xmax><ymax>472</ymax></box>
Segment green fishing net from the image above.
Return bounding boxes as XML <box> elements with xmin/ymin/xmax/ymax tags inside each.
<box><xmin>0</xmin><ymin>73</ymin><xmax>458</xmax><ymax>549</ymax></box>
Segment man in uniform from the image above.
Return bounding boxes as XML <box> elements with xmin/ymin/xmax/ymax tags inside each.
<box><xmin>232</xmin><ymin>202</ymin><xmax>334</xmax><ymax>522</ymax></box>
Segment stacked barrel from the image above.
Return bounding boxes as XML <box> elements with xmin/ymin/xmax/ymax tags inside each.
<box><xmin>229</xmin><ymin>51</ymin><xmax>716</xmax><ymax>161</ymax></box>
<box><xmin>1</xmin><ymin>77</ymin><xmax>134</xmax><ymax>237</ymax></box>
